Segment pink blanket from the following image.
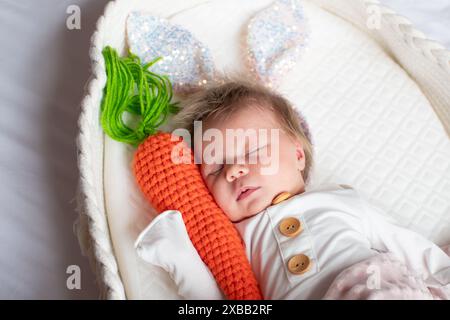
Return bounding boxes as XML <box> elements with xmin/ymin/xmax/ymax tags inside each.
<box><xmin>323</xmin><ymin>246</ymin><xmax>450</xmax><ymax>300</ymax></box>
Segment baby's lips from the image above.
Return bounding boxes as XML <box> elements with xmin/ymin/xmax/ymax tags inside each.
<box><xmin>236</xmin><ymin>186</ymin><xmax>251</xmax><ymax>201</ymax></box>
<box><xmin>236</xmin><ymin>186</ymin><xmax>260</xmax><ymax>201</ymax></box>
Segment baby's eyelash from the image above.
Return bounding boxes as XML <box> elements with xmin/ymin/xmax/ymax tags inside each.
<box><xmin>207</xmin><ymin>145</ymin><xmax>268</xmax><ymax>176</ymax></box>
<box><xmin>248</xmin><ymin>145</ymin><xmax>267</xmax><ymax>155</ymax></box>
<box><xmin>210</xmin><ymin>165</ymin><xmax>224</xmax><ymax>176</ymax></box>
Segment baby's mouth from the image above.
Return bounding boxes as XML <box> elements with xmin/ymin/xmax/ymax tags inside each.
<box><xmin>236</xmin><ymin>186</ymin><xmax>261</xmax><ymax>201</ymax></box>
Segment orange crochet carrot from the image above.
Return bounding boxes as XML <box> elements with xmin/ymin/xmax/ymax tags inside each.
<box><xmin>100</xmin><ymin>47</ymin><xmax>262</xmax><ymax>299</ymax></box>
<box><xmin>133</xmin><ymin>132</ymin><xmax>263</xmax><ymax>300</ymax></box>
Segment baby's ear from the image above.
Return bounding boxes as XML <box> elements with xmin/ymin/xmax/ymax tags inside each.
<box><xmin>295</xmin><ymin>140</ymin><xmax>306</xmax><ymax>171</ymax></box>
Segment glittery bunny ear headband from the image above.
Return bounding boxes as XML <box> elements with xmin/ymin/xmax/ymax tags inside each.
<box><xmin>126</xmin><ymin>0</ymin><xmax>310</xmax><ymax>94</ymax></box>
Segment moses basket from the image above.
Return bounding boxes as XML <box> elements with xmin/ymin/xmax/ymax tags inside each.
<box><xmin>75</xmin><ymin>0</ymin><xmax>450</xmax><ymax>299</ymax></box>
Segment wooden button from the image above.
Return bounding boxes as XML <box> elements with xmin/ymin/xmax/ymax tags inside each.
<box><xmin>271</xmin><ymin>192</ymin><xmax>292</xmax><ymax>205</ymax></box>
<box><xmin>287</xmin><ymin>254</ymin><xmax>312</xmax><ymax>275</ymax></box>
<box><xmin>279</xmin><ymin>217</ymin><xmax>302</xmax><ymax>237</ymax></box>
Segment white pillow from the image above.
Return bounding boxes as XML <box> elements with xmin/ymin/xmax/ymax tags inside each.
<box><xmin>134</xmin><ymin>210</ymin><xmax>224</xmax><ymax>299</ymax></box>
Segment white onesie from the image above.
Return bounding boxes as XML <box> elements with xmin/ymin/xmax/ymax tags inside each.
<box><xmin>234</xmin><ymin>184</ymin><xmax>450</xmax><ymax>299</ymax></box>
<box><xmin>135</xmin><ymin>184</ymin><xmax>450</xmax><ymax>299</ymax></box>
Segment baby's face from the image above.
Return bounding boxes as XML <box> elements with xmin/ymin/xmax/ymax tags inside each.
<box><xmin>196</xmin><ymin>104</ymin><xmax>306</xmax><ymax>222</ymax></box>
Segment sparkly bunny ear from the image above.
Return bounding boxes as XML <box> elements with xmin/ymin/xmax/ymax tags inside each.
<box><xmin>127</xmin><ymin>11</ymin><xmax>218</xmax><ymax>94</ymax></box>
<box><xmin>246</xmin><ymin>0</ymin><xmax>310</xmax><ymax>88</ymax></box>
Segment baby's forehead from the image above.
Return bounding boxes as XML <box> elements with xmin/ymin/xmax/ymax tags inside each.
<box><xmin>191</xmin><ymin>102</ymin><xmax>290</xmax><ymax>156</ymax></box>
<box><xmin>203</xmin><ymin>103</ymin><xmax>280</xmax><ymax>131</ymax></box>
<box><xmin>194</xmin><ymin>122</ymin><xmax>289</xmax><ymax>163</ymax></box>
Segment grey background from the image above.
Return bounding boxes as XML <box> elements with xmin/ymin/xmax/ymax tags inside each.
<box><xmin>0</xmin><ymin>0</ymin><xmax>448</xmax><ymax>299</ymax></box>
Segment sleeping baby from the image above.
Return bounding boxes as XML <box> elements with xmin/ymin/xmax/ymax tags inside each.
<box><xmin>172</xmin><ymin>77</ymin><xmax>450</xmax><ymax>299</ymax></box>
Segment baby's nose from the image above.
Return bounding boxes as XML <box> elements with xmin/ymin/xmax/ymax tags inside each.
<box><xmin>226</xmin><ymin>164</ymin><xmax>249</xmax><ymax>182</ymax></box>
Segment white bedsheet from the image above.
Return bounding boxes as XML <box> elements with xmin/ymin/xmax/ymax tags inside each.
<box><xmin>379</xmin><ymin>0</ymin><xmax>450</xmax><ymax>50</ymax></box>
<box><xmin>0</xmin><ymin>0</ymin><xmax>108</xmax><ymax>299</ymax></box>
<box><xmin>0</xmin><ymin>0</ymin><xmax>449</xmax><ymax>299</ymax></box>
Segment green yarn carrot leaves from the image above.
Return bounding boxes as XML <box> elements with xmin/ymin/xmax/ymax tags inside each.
<box><xmin>100</xmin><ymin>46</ymin><xmax>179</xmax><ymax>146</ymax></box>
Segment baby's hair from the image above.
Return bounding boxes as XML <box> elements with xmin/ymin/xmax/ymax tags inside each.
<box><xmin>173</xmin><ymin>75</ymin><xmax>314</xmax><ymax>184</ymax></box>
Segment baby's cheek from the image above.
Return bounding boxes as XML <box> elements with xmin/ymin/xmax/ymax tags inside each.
<box><xmin>209</xmin><ymin>180</ymin><xmax>228</xmax><ymax>205</ymax></box>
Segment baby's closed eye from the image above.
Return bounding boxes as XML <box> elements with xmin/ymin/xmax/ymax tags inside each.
<box><xmin>204</xmin><ymin>144</ymin><xmax>270</xmax><ymax>177</ymax></box>
<box><xmin>209</xmin><ymin>164</ymin><xmax>224</xmax><ymax>176</ymax></box>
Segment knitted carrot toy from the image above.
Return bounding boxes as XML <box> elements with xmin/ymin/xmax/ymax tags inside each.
<box><xmin>100</xmin><ymin>46</ymin><xmax>262</xmax><ymax>299</ymax></box>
